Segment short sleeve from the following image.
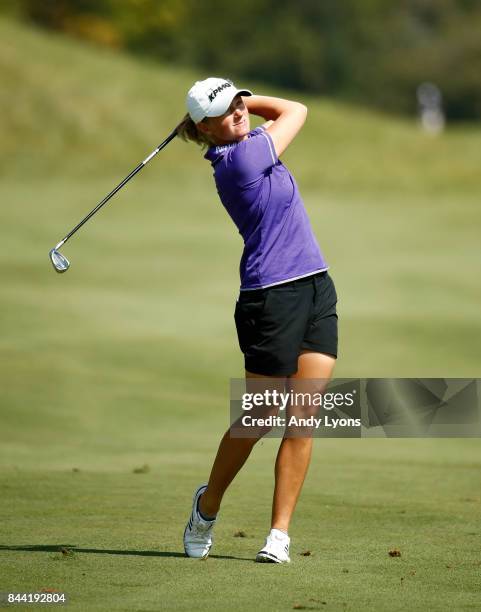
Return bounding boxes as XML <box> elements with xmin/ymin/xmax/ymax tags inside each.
<box><xmin>229</xmin><ymin>127</ymin><xmax>278</xmax><ymax>183</ymax></box>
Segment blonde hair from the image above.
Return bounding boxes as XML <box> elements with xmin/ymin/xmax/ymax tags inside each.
<box><xmin>176</xmin><ymin>113</ymin><xmax>215</xmax><ymax>150</ymax></box>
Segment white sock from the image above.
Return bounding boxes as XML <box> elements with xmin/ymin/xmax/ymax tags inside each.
<box><xmin>270</xmin><ymin>528</ymin><xmax>289</xmax><ymax>540</ymax></box>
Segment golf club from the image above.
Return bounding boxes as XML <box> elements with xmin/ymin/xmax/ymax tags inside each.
<box><xmin>49</xmin><ymin>128</ymin><xmax>178</xmax><ymax>273</ymax></box>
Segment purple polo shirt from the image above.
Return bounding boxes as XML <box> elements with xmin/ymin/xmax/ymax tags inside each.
<box><xmin>204</xmin><ymin>126</ymin><xmax>328</xmax><ymax>290</ymax></box>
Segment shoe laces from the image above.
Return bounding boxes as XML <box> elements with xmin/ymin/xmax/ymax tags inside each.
<box><xmin>192</xmin><ymin>513</ymin><xmax>214</xmax><ymax>535</ymax></box>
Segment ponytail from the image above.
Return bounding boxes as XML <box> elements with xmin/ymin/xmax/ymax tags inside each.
<box><xmin>176</xmin><ymin>114</ymin><xmax>215</xmax><ymax>150</ymax></box>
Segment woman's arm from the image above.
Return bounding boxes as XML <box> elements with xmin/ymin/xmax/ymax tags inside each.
<box><xmin>244</xmin><ymin>95</ymin><xmax>307</xmax><ymax>157</ymax></box>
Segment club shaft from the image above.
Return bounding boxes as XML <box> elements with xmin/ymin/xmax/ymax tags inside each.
<box><xmin>60</xmin><ymin>129</ymin><xmax>177</xmax><ymax>245</ymax></box>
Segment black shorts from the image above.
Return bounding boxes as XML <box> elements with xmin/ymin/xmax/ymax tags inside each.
<box><xmin>234</xmin><ymin>271</ymin><xmax>338</xmax><ymax>376</ymax></box>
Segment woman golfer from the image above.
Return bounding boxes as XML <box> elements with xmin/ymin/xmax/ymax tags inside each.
<box><xmin>178</xmin><ymin>78</ymin><xmax>338</xmax><ymax>563</ymax></box>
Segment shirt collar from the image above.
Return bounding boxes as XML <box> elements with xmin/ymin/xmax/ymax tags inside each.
<box><xmin>204</xmin><ymin>128</ymin><xmax>258</xmax><ymax>165</ymax></box>
<box><xmin>204</xmin><ymin>142</ymin><xmax>236</xmax><ymax>165</ymax></box>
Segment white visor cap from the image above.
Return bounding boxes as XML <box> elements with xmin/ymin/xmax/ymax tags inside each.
<box><xmin>186</xmin><ymin>77</ymin><xmax>252</xmax><ymax>123</ymax></box>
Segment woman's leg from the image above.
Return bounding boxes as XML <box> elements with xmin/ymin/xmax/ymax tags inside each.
<box><xmin>199</xmin><ymin>371</ymin><xmax>282</xmax><ymax>518</ymax></box>
<box><xmin>270</xmin><ymin>351</ymin><xmax>336</xmax><ymax>533</ymax></box>
<box><xmin>198</xmin><ymin>432</ymin><xmax>258</xmax><ymax>517</ymax></box>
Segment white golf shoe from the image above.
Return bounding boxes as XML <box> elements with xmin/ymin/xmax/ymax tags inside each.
<box><xmin>183</xmin><ymin>484</ymin><xmax>217</xmax><ymax>559</ymax></box>
<box><xmin>256</xmin><ymin>528</ymin><xmax>291</xmax><ymax>563</ymax></box>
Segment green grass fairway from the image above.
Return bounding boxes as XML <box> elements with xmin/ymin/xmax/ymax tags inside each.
<box><xmin>0</xmin><ymin>17</ymin><xmax>480</xmax><ymax>611</ymax></box>
<box><xmin>1</xmin><ymin>441</ymin><xmax>480</xmax><ymax>611</ymax></box>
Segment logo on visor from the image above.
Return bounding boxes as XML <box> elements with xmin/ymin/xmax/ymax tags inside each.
<box><xmin>208</xmin><ymin>81</ymin><xmax>232</xmax><ymax>102</ymax></box>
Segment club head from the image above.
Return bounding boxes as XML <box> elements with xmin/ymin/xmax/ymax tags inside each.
<box><xmin>49</xmin><ymin>248</ymin><xmax>70</xmax><ymax>273</ymax></box>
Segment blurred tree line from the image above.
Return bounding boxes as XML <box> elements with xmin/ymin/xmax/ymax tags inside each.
<box><xmin>3</xmin><ymin>0</ymin><xmax>481</xmax><ymax>120</ymax></box>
